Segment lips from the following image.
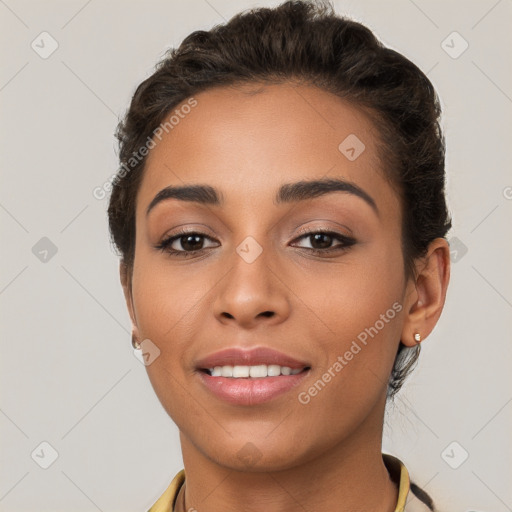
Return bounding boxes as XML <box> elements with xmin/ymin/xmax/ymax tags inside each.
<box><xmin>194</xmin><ymin>346</ymin><xmax>310</xmax><ymax>371</ymax></box>
<box><xmin>194</xmin><ymin>347</ymin><xmax>312</xmax><ymax>405</ymax></box>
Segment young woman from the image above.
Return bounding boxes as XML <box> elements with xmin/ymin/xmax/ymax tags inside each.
<box><xmin>107</xmin><ymin>1</ymin><xmax>451</xmax><ymax>510</ymax></box>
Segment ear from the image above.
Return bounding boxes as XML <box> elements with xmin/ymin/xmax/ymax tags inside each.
<box><xmin>120</xmin><ymin>261</ymin><xmax>140</xmax><ymax>342</ymax></box>
<box><xmin>401</xmin><ymin>238</ymin><xmax>451</xmax><ymax>347</ymax></box>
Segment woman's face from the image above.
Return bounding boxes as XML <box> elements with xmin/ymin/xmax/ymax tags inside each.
<box><xmin>124</xmin><ymin>82</ymin><xmax>416</xmax><ymax>470</ymax></box>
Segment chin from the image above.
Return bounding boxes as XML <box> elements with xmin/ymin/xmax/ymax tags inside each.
<box><xmin>194</xmin><ymin>433</ymin><xmax>317</xmax><ymax>473</ymax></box>
<box><xmin>217</xmin><ymin>449</ymin><xmax>306</xmax><ymax>473</ymax></box>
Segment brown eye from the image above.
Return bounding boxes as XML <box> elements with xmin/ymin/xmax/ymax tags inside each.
<box><xmin>155</xmin><ymin>231</ymin><xmax>219</xmax><ymax>257</ymax></box>
<box><xmin>309</xmin><ymin>232</ymin><xmax>334</xmax><ymax>250</ymax></box>
<box><xmin>291</xmin><ymin>230</ymin><xmax>356</xmax><ymax>255</ymax></box>
<box><xmin>177</xmin><ymin>234</ymin><xmax>205</xmax><ymax>251</ymax></box>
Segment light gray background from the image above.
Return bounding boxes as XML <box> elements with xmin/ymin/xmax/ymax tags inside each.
<box><xmin>1</xmin><ymin>0</ymin><xmax>511</xmax><ymax>511</ymax></box>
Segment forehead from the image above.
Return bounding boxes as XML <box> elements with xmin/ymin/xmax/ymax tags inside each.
<box><xmin>138</xmin><ymin>82</ymin><xmax>395</xmax><ymax>215</ymax></box>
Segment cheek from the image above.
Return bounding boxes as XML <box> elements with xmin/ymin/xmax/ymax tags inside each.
<box><xmin>130</xmin><ymin>260</ymin><xmax>210</xmax><ymax>427</ymax></box>
<box><xmin>130</xmin><ymin>254</ymin><xmax>229</xmax><ymax>380</ymax></box>
<box><xmin>295</xmin><ymin>241</ymin><xmax>405</xmax><ymax>390</ymax></box>
<box><xmin>295</xmin><ymin>236</ymin><xmax>404</xmax><ymax>334</ymax></box>
<box><xmin>287</xmin><ymin>256</ymin><xmax>404</xmax><ymax>444</ymax></box>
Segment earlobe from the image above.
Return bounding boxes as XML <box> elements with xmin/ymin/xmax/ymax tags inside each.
<box><xmin>401</xmin><ymin>238</ymin><xmax>451</xmax><ymax>347</ymax></box>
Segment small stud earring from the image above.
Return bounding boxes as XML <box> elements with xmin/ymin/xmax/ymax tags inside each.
<box><xmin>132</xmin><ymin>334</ymin><xmax>141</xmax><ymax>350</ymax></box>
<box><xmin>414</xmin><ymin>332</ymin><xmax>421</xmax><ymax>343</ymax></box>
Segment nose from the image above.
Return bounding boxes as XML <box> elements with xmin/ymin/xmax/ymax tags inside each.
<box><xmin>213</xmin><ymin>244</ymin><xmax>291</xmax><ymax>329</ymax></box>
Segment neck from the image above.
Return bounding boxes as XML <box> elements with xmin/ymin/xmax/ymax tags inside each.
<box><xmin>178</xmin><ymin>398</ymin><xmax>397</xmax><ymax>512</ymax></box>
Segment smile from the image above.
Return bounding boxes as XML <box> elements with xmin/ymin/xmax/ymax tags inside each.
<box><xmin>204</xmin><ymin>364</ymin><xmax>306</xmax><ymax>378</ymax></box>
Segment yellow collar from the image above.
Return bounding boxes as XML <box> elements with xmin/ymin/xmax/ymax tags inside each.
<box><xmin>148</xmin><ymin>454</ymin><xmax>426</xmax><ymax>512</ymax></box>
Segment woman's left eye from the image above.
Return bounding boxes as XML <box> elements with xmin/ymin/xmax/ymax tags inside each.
<box><xmin>291</xmin><ymin>230</ymin><xmax>356</xmax><ymax>254</ymax></box>
<box><xmin>155</xmin><ymin>229</ymin><xmax>356</xmax><ymax>258</ymax></box>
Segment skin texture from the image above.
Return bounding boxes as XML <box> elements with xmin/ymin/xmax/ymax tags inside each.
<box><xmin>120</xmin><ymin>82</ymin><xmax>450</xmax><ymax>512</ymax></box>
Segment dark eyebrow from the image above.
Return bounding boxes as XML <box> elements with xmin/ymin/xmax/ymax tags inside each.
<box><xmin>275</xmin><ymin>178</ymin><xmax>378</xmax><ymax>215</ymax></box>
<box><xmin>146</xmin><ymin>178</ymin><xmax>378</xmax><ymax>216</ymax></box>
<box><xmin>146</xmin><ymin>184</ymin><xmax>223</xmax><ymax>216</ymax></box>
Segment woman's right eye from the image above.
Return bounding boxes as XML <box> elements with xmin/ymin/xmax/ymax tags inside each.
<box><xmin>155</xmin><ymin>231</ymin><xmax>220</xmax><ymax>257</ymax></box>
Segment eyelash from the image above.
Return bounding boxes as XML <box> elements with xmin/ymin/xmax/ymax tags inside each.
<box><xmin>154</xmin><ymin>228</ymin><xmax>356</xmax><ymax>259</ymax></box>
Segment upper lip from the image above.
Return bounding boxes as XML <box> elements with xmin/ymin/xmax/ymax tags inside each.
<box><xmin>195</xmin><ymin>347</ymin><xmax>310</xmax><ymax>370</ymax></box>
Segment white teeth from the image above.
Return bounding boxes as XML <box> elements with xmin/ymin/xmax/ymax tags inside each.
<box><xmin>207</xmin><ymin>364</ymin><xmax>304</xmax><ymax>378</ymax></box>
<box><xmin>267</xmin><ymin>364</ymin><xmax>281</xmax><ymax>376</ymax></box>
<box><xmin>249</xmin><ymin>365</ymin><xmax>267</xmax><ymax>378</ymax></box>
<box><xmin>233</xmin><ymin>365</ymin><xmax>250</xmax><ymax>378</ymax></box>
<box><xmin>221</xmin><ymin>366</ymin><xmax>233</xmax><ymax>377</ymax></box>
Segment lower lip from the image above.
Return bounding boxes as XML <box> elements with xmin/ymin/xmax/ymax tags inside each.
<box><xmin>197</xmin><ymin>370</ymin><xmax>310</xmax><ymax>405</ymax></box>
